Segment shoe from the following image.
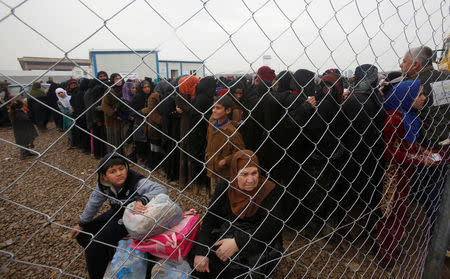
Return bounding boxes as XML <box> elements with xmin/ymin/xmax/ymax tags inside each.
<box><xmin>20</xmin><ymin>152</ymin><xmax>36</xmax><ymax>159</ymax></box>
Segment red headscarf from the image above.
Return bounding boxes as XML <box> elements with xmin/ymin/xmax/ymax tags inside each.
<box><xmin>217</xmin><ymin>88</ymin><xmax>228</xmax><ymax>96</ymax></box>
<box><xmin>228</xmin><ymin>150</ymin><xmax>275</xmax><ymax>219</ymax></box>
<box><xmin>178</xmin><ymin>75</ymin><xmax>199</xmax><ymax>99</ymax></box>
<box><xmin>257</xmin><ymin>66</ymin><xmax>276</xmax><ymax>82</ymax></box>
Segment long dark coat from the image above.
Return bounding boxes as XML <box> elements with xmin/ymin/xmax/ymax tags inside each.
<box><xmin>11</xmin><ymin>109</ymin><xmax>38</xmax><ymax>147</ymax></box>
<box><xmin>188</xmin><ymin>77</ymin><xmax>215</xmax><ymax>187</ymax></box>
<box><xmin>159</xmin><ymin>82</ymin><xmax>180</xmax><ymax>181</ymax></box>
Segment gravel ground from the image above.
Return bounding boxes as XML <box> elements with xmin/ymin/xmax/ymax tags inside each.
<box><xmin>0</xmin><ymin>124</ymin><xmax>438</xmax><ymax>278</ymax></box>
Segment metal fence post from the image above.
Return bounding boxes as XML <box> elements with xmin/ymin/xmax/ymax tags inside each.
<box><xmin>422</xmin><ymin>165</ymin><xmax>450</xmax><ymax>279</ymax></box>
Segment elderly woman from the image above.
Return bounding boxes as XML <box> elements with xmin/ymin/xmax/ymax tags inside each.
<box><xmin>190</xmin><ymin>150</ymin><xmax>284</xmax><ymax>279</ymax></box>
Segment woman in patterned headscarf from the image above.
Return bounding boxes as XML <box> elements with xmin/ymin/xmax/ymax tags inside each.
<box><xmin>191</xmin><ymin>150</ymin><xmax>283</xmax><ymax>278</ymax></box>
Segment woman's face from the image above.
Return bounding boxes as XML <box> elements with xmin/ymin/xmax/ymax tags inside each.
<box><xmin>237</xmin><ymin>166</ymin><xmax>259</xmax><ymax>192</ymax></box>
<box><xmin>233</xmin><ymin>88</ymin><xmax>243</xmax><ymax>100</ymax></box>
<box><xmin>58</xmin><ymin>92</ymin><xmax>66</xmax><ymax>98</ymax></box>
<box><xmin>142</xmin><ymin>83</ymin><xmax>151</xmax><ymax>94</ymax></box>
<box><xmin>114</xmin><ymin>75</ymin><xmax>123</xmax><ymax>86</ymax></box>
<box><xmin>273</xmin><ymin>82</ymin><xmax>280</xmax><ymax>92</ymax></box>
<box><xmin>130</xmin><ymin>86</ymin><xmax>137</xmax><ymax>95</ymax></box>
<box><xmin>412</xmin><ymin>86</ymin><xmax>426</xmax><ymax>110</ymax></box>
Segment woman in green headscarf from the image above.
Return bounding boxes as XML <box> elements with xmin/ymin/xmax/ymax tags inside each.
<box><xmin>29</xmin><ymin>82</ymin><xmax>45</xmax><ymax>98</ymax></box>
<box><xmin>28</xmin><ymin>81</ymin><xmax>49</xmax><ymax>130</ymax></box>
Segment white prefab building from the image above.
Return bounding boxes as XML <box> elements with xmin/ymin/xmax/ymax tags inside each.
<box><xmin>158</xmin><ymin>60</ymin><xmax>205</xmax><ymax>79</ymax></box>
<box><xmin>89</xmin><ymin>50</ymin><xmax>159</xmax><ymax>79</ymax></box>
<box><xmin>89</xmin><ymin>49</ymin><xmax>204</xmax><ymax>80</ymax></box>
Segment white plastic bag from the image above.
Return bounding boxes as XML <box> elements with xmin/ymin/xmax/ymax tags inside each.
<box><xmin>123</xmin><ymin>193</ymin><xmax>183</xmax><ymax>240</ymax></box>
<box><xmin>151</xmin><ymin>260</ymin><xmax>192</xmax><ymax>279</ymax></box>
<box><xmin>103</xmin><ymin>239</ymin><xmax>147</xmax><ymax>279</ymax></box>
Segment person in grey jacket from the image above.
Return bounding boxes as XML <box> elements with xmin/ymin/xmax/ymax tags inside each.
<box><xmin>71</xmin><ymin>153</ymin><xmax>167</xmax><ymax>279</ymax></box>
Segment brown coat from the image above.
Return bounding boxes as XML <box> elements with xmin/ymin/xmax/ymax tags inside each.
<box><xmin>231</xmin><ymin>102</ymin><xmax>243</xmax><ymax>128</ymax></box>
<box><xmin>101</xmin><ymin>89</ymin><xmax>119</xmax><ymax>118</ymax></box>
<box><xmin>205</xmin><ymin>119</ymin><xmax>245</xmax><ymax>180</ymax></box>
<box><xmin>142</xmin><ymin>92</ymin><xmax>162</xmax><ymax>141</ymax></box>
<box><xmin>101</xmin><ymin>88</ymin><xmax>120</xmax><ymax>129</ymax></box>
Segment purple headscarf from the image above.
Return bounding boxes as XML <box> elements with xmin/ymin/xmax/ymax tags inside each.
<box><xmin>122</xmin><ymin>82</ymin><xmax>135</xmax><ymax>103</ymax></box>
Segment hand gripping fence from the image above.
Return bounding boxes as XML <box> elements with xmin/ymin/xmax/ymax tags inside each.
<box><xmin>0</xmin><ymin>0</ymin><xmax>449</xmax><ymax>278</ymax></box>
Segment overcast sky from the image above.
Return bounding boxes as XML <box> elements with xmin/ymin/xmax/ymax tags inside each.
<box><xmin>0</xmin><ymin>0</ymin><xmax>448</xmax><ymax>76</ymax></box>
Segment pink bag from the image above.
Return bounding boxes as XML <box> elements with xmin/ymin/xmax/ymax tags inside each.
<box><xmin>130</xmin><ymin>209</ymin><xmax>200</xmax><ymax>262</ymax></box>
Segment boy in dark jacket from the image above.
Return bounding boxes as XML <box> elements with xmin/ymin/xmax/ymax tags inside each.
<box><xmin>71</xmin><ymin>153</ymin><xmax>167</xmax><ymax>279</ymax></box>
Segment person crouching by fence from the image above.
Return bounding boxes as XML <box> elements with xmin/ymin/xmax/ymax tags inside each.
<box><xmin>190</xmin><ymin>150</ymin><xmax>284</xmax><ymax>278</ymax></box>
<box><xmin>71</xmin><ymin>153</ymin><xmax>167</xmax><ymax>279</ymax></box>
<box><xmin>205</xmin><ymin>94</ymin><xmax>245</xmax><ymax>195</ymax></box>
<box><xmin>377</xmin><ymin>80</ymin><xmax>440</xmax><ymax>267</ymax></box>
<box><xmin>55</xmin><ymin>88</ymin><xmax>74</xmax><ymax>147</ymax></box>
<box><xmin>9</xmin><ymin>99</ymin><xmax>38</xmax><ymax>159</ymax></box>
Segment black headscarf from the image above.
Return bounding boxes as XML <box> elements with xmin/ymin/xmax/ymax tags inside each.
<box><xmin>274</xmin><ymin>70</ymin><xmax>293</xmax><ymax>92</ymax></box>
<box><xmin>47</xmin><ymin>82</ymin><xmax>60</xmax><ymax>108</ymax></box>
<box><xmin>110</xmin><ymin>73</ymin><xmax>123</xmax><ymax>96</ymax></box>
<box><xmin>195</xmin><ymin>76</ymin><xmax>216</xmax><ymax>100</ymax></box>
<box><xmin>318</xmin><ymin>73</ymin><xmax>344</xmax><ymax>104</ymax></box>
<box><xmin>353</xmin><ymin>64</ymin><xmax>378</xmax><ymax>94</ymax></box>
<box><xmin>97</xmin><ymin>71</ymin><xmax>108</xmax><ymax>79</ymax></box>
<box><xmin>155</xmin><ymin>80</ymin><xmax>174</xmax><ymax>99</ymax></box>
<box><xmin>79</xmin><ymin>78</ymin><xmax>91</xmax><ymax>93</ymax></box>
<box><xmin>290</xmin><ymin>69</ymin><xmax>316</xmax><ymax>96</ymax></box>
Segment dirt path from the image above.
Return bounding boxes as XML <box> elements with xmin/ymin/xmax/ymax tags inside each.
<box><xmin>0</xmin><ymin>124</ymin><xmax>436</xmax><ymax>278</ymax></box>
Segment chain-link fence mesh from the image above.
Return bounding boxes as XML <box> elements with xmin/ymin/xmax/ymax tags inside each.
<box><xmin>0</xmin><ymin>0</ymin><xmax>449</xmax><ymax>278</ymax></box>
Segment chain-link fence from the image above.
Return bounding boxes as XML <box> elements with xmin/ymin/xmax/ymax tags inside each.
<box><xmin>0</xmin><ymin>0</ymin><xmax>449</xmax><ymax>278</ymax></box>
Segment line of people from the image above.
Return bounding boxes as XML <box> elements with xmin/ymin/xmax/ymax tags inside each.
<box><xmin>3</xmin><ymin>45</ymin><xmax>449</xmax><ymax>273</ymax></box>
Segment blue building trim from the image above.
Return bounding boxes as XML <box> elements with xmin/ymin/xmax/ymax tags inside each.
<box><xmin>166</xmin><ymin>61</ymin><xmax>169</xmax><ymax>79</ymax></box>
<box><xmin>155</xmin><ymin>51</ymin><xmax>160</xmax><ymax>77</ymax></box>
<box><xmin>90</xmin><ymin>50</ymin><xmax>156</xmax><ymax>55</ymax></box>
<box><xmin>92</xmin><ymin>53</ymin><xmax>98</xmax><ymax>77</ymax></box>
<box><xmin>203</xmin><ymin>64</ymin><xmax>205</xmax><ymax>77</ymax></box>
<box><xmin>159</xmin><ymin>60</ymin><xmax>202</xmax><ymax>64</ymax></box>
<box><xmin>180</xmin><ymin>62</ymin><xmax>183</xmax><ymax>76</ymax></box>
